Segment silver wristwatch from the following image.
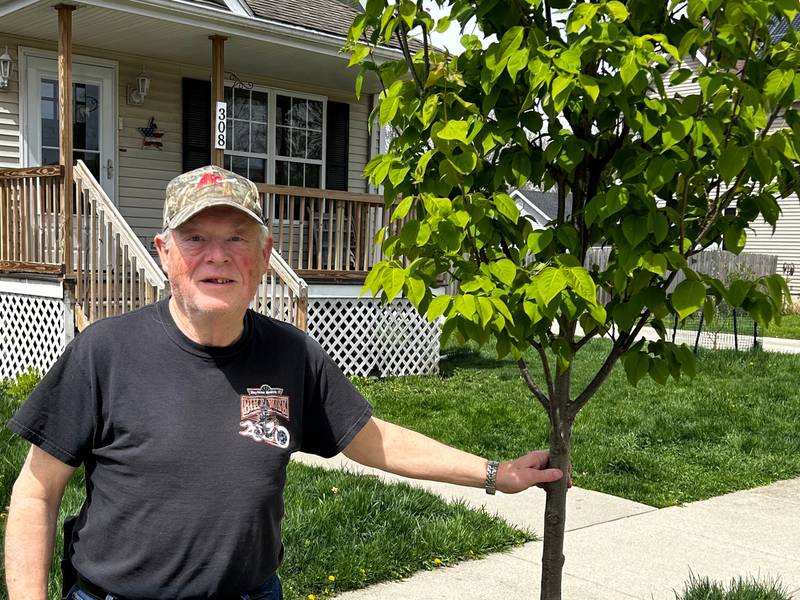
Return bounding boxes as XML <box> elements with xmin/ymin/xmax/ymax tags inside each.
<box><xmin>485</xmin><ymin>460</ymin><xmax>500</xmax><ymax>495</ymax></box>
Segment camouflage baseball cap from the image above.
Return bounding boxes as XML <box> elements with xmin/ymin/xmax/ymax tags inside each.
<box><xmin>163</xmin><ymin>165</ymin><xmax>264</xmax><ymax>229</ymax></box>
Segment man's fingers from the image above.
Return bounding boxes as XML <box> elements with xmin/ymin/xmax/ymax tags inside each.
<box><xmin>536</xmin><ymin>468</ymin><xmax>564</xmax><ymax>483</ymax></box>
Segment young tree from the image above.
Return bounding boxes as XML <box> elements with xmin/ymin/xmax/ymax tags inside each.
<box><xmin>345</xmin><ymin>1</ymin><xmax>800</xmax><ymax>598</ymax></box>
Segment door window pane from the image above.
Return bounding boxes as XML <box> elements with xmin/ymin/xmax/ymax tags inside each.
<box><xmin>75</xmin><ymin>151</ymin><xmax>100</xmax><ymax>181</ymax></box>
<box><xmin>42</xmin><ymin>147</ymin><xmax>59</xmax><ymax>166</ymax></box>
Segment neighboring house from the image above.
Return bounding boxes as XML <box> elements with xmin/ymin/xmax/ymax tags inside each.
<box><xmin>511</xmin><ymin>189</ymin><xmax>573</xmax><ymax>229</ymax></box>
<box><xmin>0</xmin><ymin>0</ymin><xmax>439</xmax><ymax>380</ymax></box>
<box><xmin>663</xmin><ymin>17</ymin><xmax>800</xmax><ymax>296</ymax></box>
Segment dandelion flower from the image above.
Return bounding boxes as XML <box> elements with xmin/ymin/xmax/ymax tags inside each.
<box><xmin>328</xmin><ymin>575</ymin><xmax>336</xmax><ymax>582</ymax></box>
<box><xmin>307</xmin><ymin>595</ymin><xmax>316</xmax><ymax>600</ymax></box>
<box><xmin>433</xmin><ymin>558</ymin><xmax>443</xmax><ymax>565</ymax></box>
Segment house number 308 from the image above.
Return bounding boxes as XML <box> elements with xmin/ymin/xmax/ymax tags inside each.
<box><xmin>214</xmin><ymin>101</ymin><xmax>227</xmax><ymax>150</ymax></box>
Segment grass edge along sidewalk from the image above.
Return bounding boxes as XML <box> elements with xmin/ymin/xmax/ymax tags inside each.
<box><xmin>0</xmin><ymin>373</ymin><xmax>532</xmax><ymax>600</ymax></box>
<box><xmin>357</xmin><ymin>339</ymin><xmax>800</xmax><ymax>508</ymax></box>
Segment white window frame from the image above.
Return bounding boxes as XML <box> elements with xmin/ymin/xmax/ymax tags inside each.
<box><xmin>223</xmin><ymin>82</ymin><xmax>327</xmax><ymax>189</ymax></box>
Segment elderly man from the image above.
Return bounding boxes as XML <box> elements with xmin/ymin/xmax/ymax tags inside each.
<box><xmin>5</xmin><ymin>166</ymin><xmax>563</xmax><ymax>600</ymax></box>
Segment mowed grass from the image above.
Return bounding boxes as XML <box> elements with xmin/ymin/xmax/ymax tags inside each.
<box><xmin>764</xmin><ymin>313</ymin><xmax>800</xmax><ymax>340</ymax></box>
<box><xmin>0</xmin><ymin>374</ymin><xmax>530</xmax><ymax>600</ymax></box>
<box><xmin>356</xmin><ymin>340</ymin><xmax>800</xmax><ymax>508</ymax></box>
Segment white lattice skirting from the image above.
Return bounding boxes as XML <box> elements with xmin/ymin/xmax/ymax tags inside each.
<box><xmin>307</xmin><ymin>298</ymin><xmax>441</xmax><ymax>377</ymax></box>
<box><xmin>1</xmin><ymin>280</ymin><xmax>69</xmax><ymax>381</ymax></box>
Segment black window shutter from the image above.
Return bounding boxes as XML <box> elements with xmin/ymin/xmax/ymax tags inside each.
<box><xmin>325</xmin><ymin>101</ymin><xmax>350</xmax><ymax>191</ymax></box>
<box><xmin>182</xmin><ymin>78</ymin><xmax>211</xmax><ymax>173</ymax></box>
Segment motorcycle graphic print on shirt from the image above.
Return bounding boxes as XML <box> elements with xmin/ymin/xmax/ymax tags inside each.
<box><xmin>239</xmin><ymin>384</ymin><xmax>291</xmax><ymax>448</ymax></box>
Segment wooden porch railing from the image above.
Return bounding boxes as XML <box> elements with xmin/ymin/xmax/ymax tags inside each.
<box><xmin>73</xmin><ymin>160</ymin><xmax>167</xmax><ymax>323</ymax></box>
<box><xmin>254</xmin><ymin>249</ymin><xmax>309</xmax><ymax>331</ymax></box>
<box><xmin>0</xmin><ymin>166</ymin><xmax>65</xmax><ymax>272</ymax></box>
<box><xmin>258</xmin><ymin>184</ymin><xmax>394</xmax><ymax>281</ymax></box>
<box><xmin>1</xmin><ymin>165</ymin><xmax>311</xmax><ymax>332</ymax></box>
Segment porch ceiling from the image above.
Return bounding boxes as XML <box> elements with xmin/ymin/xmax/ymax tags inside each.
<box><xmin>1</xmin><ymin>0</ymin><xmax>384</xmax><ymax>93</ymax></box>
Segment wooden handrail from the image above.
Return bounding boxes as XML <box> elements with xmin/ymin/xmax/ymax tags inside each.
<box><xmin>74</xmin><ymin>161</ymin><xmax>166</xmax><ymax>288</ymax></box>
<box><xmin>0</xmin><ymin>166</ymin><xmax>64</xmax><ymax>179</ymax></box>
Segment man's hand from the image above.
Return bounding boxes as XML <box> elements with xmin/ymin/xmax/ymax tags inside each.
<box><xmin>495</xmin><ymin>450</ymin><xmax>566</xmax><ymax>494</ymax></box>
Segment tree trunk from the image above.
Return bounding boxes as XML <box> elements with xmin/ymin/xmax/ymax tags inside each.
<box><xmin>540</xmin><ymin>370</ymin><xmax>573</xmax><ymax>600</ymax></box>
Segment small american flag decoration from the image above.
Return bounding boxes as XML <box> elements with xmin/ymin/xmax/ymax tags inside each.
<box><xmin>138</xmin><ymin>117</ymin><xmax>164</xmax><ymax>149</ymax></box>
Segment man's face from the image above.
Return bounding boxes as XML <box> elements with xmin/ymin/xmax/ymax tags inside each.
<box><xmin>156</xmin><ymin>205</ymin><xmax>272</xmax><ymax>320</ymax></box>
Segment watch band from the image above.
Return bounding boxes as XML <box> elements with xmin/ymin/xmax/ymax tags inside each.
<box><xmin>485</xmin><ymin>460</ymin><xmax>500</xmax><ymax>495</ymax></box>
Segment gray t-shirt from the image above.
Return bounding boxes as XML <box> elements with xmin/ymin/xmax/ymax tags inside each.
<box><xmin>8</xmin><ymin>300</ymin><xmax>372</xmax><ymax>599</ymax></box>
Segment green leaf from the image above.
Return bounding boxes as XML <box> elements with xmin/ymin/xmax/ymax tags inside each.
<box><xmin>476</xmin><ymin>296</ymin><xmax>494</xmax><ymax>327</ymax></box>
<box><xmin>427</xmin><ymin>294</ymin><xmax>452</xmax><ymax>321</ymax></box>
<box><xmin>454</xmin><ymin>294</ymin><xmax>477</xmax><ymax>320</ymax></box>
<box><xmin>490</xmin><ymin>259</ymin><xmax>518</xmax><ymax>287</ymax></box>
<box><xmin>495</xmin><ymin>193</ymin><xmax>520</xmax><ymax>224</ymax></box>
<box><xmin>536</xmin><ymin>267</ymin><xmax>568</xmax><ymax>306</ymax></box>
<box><xmin>379</xmin><ymin>95</ymin><xmax>401</xmax><ymax>125</ymax></box>
<box><xmin>674</xmin><ymin>344</ymin><xmax>696</xmax><ymax>378</ymax></box>
<box><xmin>722</xmin><ymin>224</ymin><xmax>746</xmax><ymax>254</ymax></box>
<box><xmin>645</xmin><ymin>157</ymin><xmax>676</xmax><ymax>192</ymax></box>
<box><xmin>764</xmin><ymin>69</ymin><xmax>794</xmax><ymax>104</ymax></box>
<box><xmin>499</xmin><ymin>26</ymin><xmax>524</xmax><ymax>61</ymax></box>
<box><xmin>348</xmin><ymin>44</ymin><xmax>370</xmax><ymax>67</ymax></box>
<box><xmin>551</xmin><ymin>76</ymin><xmax>575</xmax><ymax>112</ymax></box>
<box><xmin>641</xmin><ymin>252</ymin><xmax>668</xmax><ymax>275</ymax></box>
<box><xmin>649</xmin><ymin>357</ymin><xmax>669</xmax><ymax>385</ymax></box>
<box><xmin>718</xmin><ymin>144</ymin><xmax>750</xmax><ymax>183</ymax></box>
<box><xmin>389</xmin><ymin>165</ymin><xmax>410</xmax><ymax>187</ymax></box>
<box><xmin>392</xmin><ymin>196</ymin><xmax>414</xmax><ymax>220</ymax></box>
<box><xmin>622</xmin><ymin>216</ymin><xmax>648</xmax><ymax>247</ymax></box>
<box><xmin>672</xmin><ymin>279</ymin><xmax>706</xmax><ymax>320</ymax></box>
<box><xmin>726</xmin><ymin>279</ymin><xmax>752</xmax><ymax>307</ymax></box>
<box><xmin>355</xmin><ymin>71</ymin><xmax>364</xmax><ymax>100</ymax></box>
<box><xmin>528</xmin><ymin>229</ymin><xmax>553</xmax><ymax>254</ymax></box>
<box><xmin>420</xmin><ymin>95</ymin><xmax>439</xmax><ymax>128</ymax></box>
<box><xmin>406</xmin><ymin>276</ymin><xmax>426</xmax><ymax>307</ymax></box>
<box><xmin>413</xmin><ymin>150</ymin><xmax>435</xmax><ymax>183</ymax></box>
<box><xmin>568</xmin><ymin>267</ymin><xmax>597</xmax><ymax>303</ymax></box>
<box><xmin>438</xmin><ymin>120</ymin><xmax>470</xmax><ymax>141</ymax></box>
<box><xmin>623</xmin><ymin>351</ymin><xmax>650</xmax><ymax>386</ymax></box>
<box><xmin>382</xmin><ymin>266</ymin><xmax>405</xmax><ymax>301</ymax></box>
<box><xmin>578</xmin><ymin>74</ymin><xmax>599</xmax><ymax>102</ymax></box>
<box><xmin>606</xmin><ymin>0</ymin><xmax>629</xmax><ymax>22</ymax></box>
<box><xmin>507</xmin><ymin>48</ymin><xmax>529</xmax><ymax>81</ymax></box>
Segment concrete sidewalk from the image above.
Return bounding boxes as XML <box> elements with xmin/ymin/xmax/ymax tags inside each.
<box><xmin>293</xmin><ymin>453</ymin><xmax>800</xmax><ymax>599</ymax></box>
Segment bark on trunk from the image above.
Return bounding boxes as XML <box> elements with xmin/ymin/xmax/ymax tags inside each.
<box><xmin>540</xmin><ymin>371</ymin><xmax>573</xmax><ymax>600</ymax></box>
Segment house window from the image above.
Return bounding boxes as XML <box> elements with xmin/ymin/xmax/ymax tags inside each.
<box><xmin>222</xmin><ymin>86</ymin><xmax>325</xmax><ymax>189</ymax></box>
<box><xmin>223</xmin><ymin>86</ymin><xmax>268</xmax><ymax>183</ymax></box>
<box><xmin>275</xmin><ymin>94</ymin><xmax>323</xmax><ymax>188</ymax></box>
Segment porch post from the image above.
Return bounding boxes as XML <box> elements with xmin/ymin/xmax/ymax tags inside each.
<box><xmin>209</xmin><ymin>35</ymin><xmax>227</xmax><ymax>167</ymax></box>
<box><xmin>56</xmin><ymin>4</ymin><xmax>76</xmax><ymax>274</ymax></box>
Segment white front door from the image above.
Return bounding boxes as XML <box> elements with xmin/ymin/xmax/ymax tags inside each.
<box><xmin>23</xmin><ymin>53</ymin><xmax>116</xmax><ymax>201</ymax></box>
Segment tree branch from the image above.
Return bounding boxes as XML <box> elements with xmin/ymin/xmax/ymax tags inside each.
<box><xmin>421</xmin><ymin>22</ymin><xmax>431</xmax><ymax>85</ymax></box>
<box><xmin>396</xmin><ymin>25</ymin><xmax>424</xmax><ymax>94</ymax></box>
<box><xmin>569</xmin><ymin>335</ymin><xmax>627</xmax><ymax>418</ymax></box>
<box><xmin>518</xmin><ymin>358</ymin><xmax>551</xmax><ymax>412</ymax></box>
<box><xmin>533</xmin><ymin>341</ymin><xmax>555</xmax><ymax>397</ymax></box>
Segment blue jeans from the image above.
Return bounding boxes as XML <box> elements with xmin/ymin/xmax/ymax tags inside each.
<box><xmin>66</xmin><ymin>574</ymin><xmax>283</xmax><ymax>600</ymax></box>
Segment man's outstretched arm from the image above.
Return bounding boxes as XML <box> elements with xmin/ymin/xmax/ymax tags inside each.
<box><xmin>5</xmin><ymin>446</ymin><xmax>75</xmax><ymax>600</ymax></box>
<box><xmin>342</xmin><ymin>417</ymin><xmax>563</xmax><ymax>493</ymax></box>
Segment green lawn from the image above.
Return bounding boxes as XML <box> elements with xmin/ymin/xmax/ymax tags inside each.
<box><xmin>764</xmin><ymin>313</ymin><xmax>800</xmax><ymax>340</ymax></box>
<box><xmin>356</xmin><ymin>340</ymin><xmax>800</xmax><ymax>508</ymax></box>
<box><xmin>0</xmin><ymin>374</ymin><xmax>530</xmax><ymax>600</ymax></box>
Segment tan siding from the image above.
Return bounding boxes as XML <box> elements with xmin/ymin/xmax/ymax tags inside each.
<box><xmin>0</xmin><ymin>40</ymin><xmax>20</xmax><ymax>168</ymax></box>
<box><xmin>348</xmin><ymin>96</ymin><xmax>370</xmax><ymax>193</ymax></box>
